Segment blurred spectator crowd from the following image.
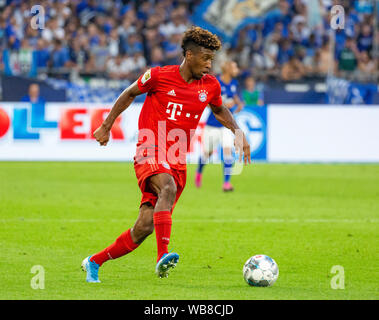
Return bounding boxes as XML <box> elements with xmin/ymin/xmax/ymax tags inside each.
<box><xmin>227</xmin><ymin>0</ymin><xmax>378</xmax><ymax>82</ymax></box>
<box><xmin>0</xmin><ymin>0</ymin><xmax>378</xmax><ymax>85</ymax></box>
<box><xmin>0</xmin><ymin>0</ymin><xmax>197</xmax><ymax>81</ymax></box>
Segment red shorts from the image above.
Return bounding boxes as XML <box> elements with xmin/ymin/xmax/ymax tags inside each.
<box><xmin>134</xmin><ymin>158</ymin><xmax>187</xmax><ymax>210</ymax></box>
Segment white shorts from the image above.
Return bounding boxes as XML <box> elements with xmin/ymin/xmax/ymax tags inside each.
<box><xmin>202</xmin><ymin>125</ymin><xmax>234</xmax><ymax>154</ymax></box>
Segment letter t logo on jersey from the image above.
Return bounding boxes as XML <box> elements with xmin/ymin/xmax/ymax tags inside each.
<box><xmin>166</xmin><ymin>102</ymin><xmax>183</xmax><ymax>121</ymax></box>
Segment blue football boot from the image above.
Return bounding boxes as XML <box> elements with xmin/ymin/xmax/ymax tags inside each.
<box><xmin>81</xmin><ymin>256</ymin><xmax>101</xmax><ymax>283</ymax></box>
<box><xmin>155</xmin><ymin>252</ymin><xmax>179</xmax><ymax>278</ymax></box>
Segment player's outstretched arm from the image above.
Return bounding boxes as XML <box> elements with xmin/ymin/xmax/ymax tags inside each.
<box><xmin>209</xmin><ymin>103</ymin><xmax>238</xmax><ymax>133</ymax></box>
<box><xmin>209</xmin><ymin>103</ymin><xmax>251</xmax><ymax>165</ymax></box>
<box><xmin>93</xmin><ymin>80</ymin><xmax>142</xmax><ymax>146</ymax></box>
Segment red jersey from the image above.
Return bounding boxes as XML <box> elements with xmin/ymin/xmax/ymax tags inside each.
<box><xmin>136</xmin><ymin>65</ymin><xmax>223</xmax><ymax>170</ymax></box>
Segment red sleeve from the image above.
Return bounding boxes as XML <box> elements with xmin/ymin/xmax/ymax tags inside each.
<box><xmin>137</xmin><ymin>67</ymin><xmax>160</xmax><ymax>93</ymax></box>
<box><xmin>208</xmin><ymin>78</ymin><xmax>223</xmax><ymax>107</ymax></box>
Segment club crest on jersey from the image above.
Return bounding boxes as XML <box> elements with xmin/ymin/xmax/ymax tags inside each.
<box><xmin>141</xmin><ymin>69</ymin><xmax>151</xmax><ymax>84</ymax></box>
<box><xmin>198</xmin><ymin>89</ymin><xmax>208</xmax><ymax>102</ymax></box>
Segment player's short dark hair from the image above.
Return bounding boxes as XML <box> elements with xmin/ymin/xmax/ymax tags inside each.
<box><xmin>181</xmin><ymin>26</ymin><xmax>222</xmax><ymax>56</ymax></box>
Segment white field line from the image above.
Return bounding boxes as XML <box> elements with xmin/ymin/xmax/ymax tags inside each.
<box><xmin>0</xmin><ymin>218</ymin><xmax>377</xmax><ymax>223</ymax></box>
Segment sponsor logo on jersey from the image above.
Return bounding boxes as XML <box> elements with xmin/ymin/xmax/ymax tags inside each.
<box><xmin>166</xmin><ymin>102</ymin><xmax>183</xmax><ymax>121</ymax></box>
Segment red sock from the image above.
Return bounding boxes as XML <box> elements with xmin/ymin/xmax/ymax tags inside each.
<box><xmin>90</xmin><ymin>229</ymin><xmax>139</xmax><ymax>266</ymax></box>
<box><xmin>153</xmin><ymin>211</ymin><xmax>172</xmax><ymax>262</ymax></box>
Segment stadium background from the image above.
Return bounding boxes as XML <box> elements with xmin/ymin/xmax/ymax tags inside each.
<box><xmin>0</xmin><ymin>0</ymin><xmax>378</xmax><ymax>163</ymax></box>
<box><xmin>0</xmin><ymin>0</ymin><xmax>378</xmax><ymax>301</ymax></box>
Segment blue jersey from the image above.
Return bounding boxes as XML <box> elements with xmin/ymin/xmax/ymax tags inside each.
<box><xmin>206</xmin><ymin>76</ymin><xmax>238</xmax><ymax>127</ymax></box>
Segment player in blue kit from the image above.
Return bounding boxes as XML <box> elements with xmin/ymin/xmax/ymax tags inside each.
<box><xmin>195</xmin><ymin>60</ymin><xmax>244</xmax><ymax>191</ymax></box>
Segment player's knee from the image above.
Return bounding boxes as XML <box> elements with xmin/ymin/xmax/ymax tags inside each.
<box><xmin>202</xmin><ymin>150</ymin><xmax>212</xmax><ymax>160</ymax></box>
<box><xmin>159</xmin><ymin>183</ymin><xmax>177</xmax><ymax>205</ymax></box>
<box><xmin>223</xmin><ymin>148</ymin><xmax>232</xmax><ymax>157</ymax></box>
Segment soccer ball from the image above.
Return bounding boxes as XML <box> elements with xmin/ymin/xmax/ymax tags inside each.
<box><xmin>243</xmin><ymin>254</ymin><xmax>279</xmax><ymax>287</ymax></box>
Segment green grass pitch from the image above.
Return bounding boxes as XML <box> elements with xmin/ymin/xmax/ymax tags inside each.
<box><xmin>0</xmin><ymin>162</ymin><xmax>378</xmax><ymax>300</ymax></box>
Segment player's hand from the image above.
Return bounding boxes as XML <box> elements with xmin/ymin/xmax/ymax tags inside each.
<box><xmin>93</xmin><ymin>124</ymin><xmax>110</xmax><ymax>146</ymax></box>
<box><xmin>234</xmin><ymin>130</ymin><xmax>251</xmax><ymax>165</ymax></box>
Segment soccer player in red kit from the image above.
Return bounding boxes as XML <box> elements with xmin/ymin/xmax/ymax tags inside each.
<box><xmin>81</xmin><ymin>27</ymin><xmax>251</xmax><ymax>282</ymax></box>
